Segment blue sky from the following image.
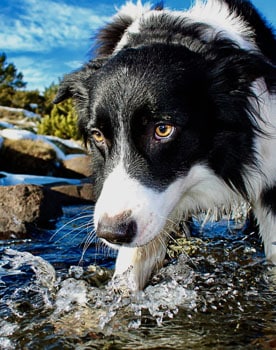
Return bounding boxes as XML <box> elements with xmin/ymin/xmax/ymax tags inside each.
<box><xmin>1</xmin><ymin>0</ymin><xmax>276</xmax><ymax>93</ymax></box>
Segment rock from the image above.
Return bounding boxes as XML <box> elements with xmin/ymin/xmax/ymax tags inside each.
<box><xmin>50</xmin><ymin>183</ymin><xmax>95</xmax><ymax>204</ymax></box>
<box><xmin>0</xmin><ymin>182</ymin><xmax>96</xmax><ymax>239</ymax></box>
<box><xmin>0</xmin><ymin>184</ymin><xmax>62</xmax><ymax>239</ymax></box>
<box><xmin>0</xmin><ymin>138</ymin><xmax>58</xmax><ymax>176</ymax></box>
<box><xmin>62</xmin><ymin>155</ymin><xmax>92</xmax><ymax>177</ymax></box>
<box><xmin>0</xmin><ymin>138</ymin><xmax>89</xmax><ymax>179</ymax></box>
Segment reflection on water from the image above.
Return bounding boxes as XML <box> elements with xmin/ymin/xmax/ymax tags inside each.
<box><xmin>0</xmin><ymin>205</ymin><xmax>275</xmax><ymax>349</ymax></box>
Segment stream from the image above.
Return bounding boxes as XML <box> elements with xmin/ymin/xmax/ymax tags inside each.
<box><xmin>0</xmin><ymin>205</ymin><xmax>275</xmax><ymax>349</ymax></box>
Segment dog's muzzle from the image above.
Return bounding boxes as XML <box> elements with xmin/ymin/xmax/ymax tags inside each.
<box><xmin>96</xmin><ymin>210</ymin><xmax>137</xmax><ymax>245</ymax></box>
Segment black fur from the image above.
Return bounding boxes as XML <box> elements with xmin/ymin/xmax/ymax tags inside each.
<box><xmin>94</xmin><ymin>3</ymin><xmax>164</xmax><ymax>57</ymax></box>
<box><xmin>222</xmin><ymin>0</ymin><xmax>276</xmax><ymax>64</ymax></box>
<box><xmin>95</xmin><ymin>15</ymin><xmax>133</xmax><ymax>57</ymax></box>
<box><xmin>54</xmin><ymin>0</ymin><xmax>276</xmax><ymax>288</ymax></box>
<box><xmin>54</xmin><ymin>0</ymin><xmax>276</xmax><ymax>200</ymax></box>
<box><xmin>86</xmin><ymin>44</ymin><xmax>266</xmax><ymax>195</ymax></box>
<box><xmin>261</xmin><ymin>186</ymin><xmax>276</xmax><ymax>214</ymax></box>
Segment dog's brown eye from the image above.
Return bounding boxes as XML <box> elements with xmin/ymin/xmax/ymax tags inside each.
<box><xmin>92</xmin><ymin>130</ymin><xmax>105</xmax><ymax>144</ymax></box>
<box><xmin>154</xmin><ymin>124</ymin><xmax>175</xmax><ymax>140</ymax></box>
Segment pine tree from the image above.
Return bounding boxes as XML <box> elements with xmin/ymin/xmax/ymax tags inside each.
<box><xmin>0</xmin><ymin>53</ymin><xmax>27</xmax><ymax>107</ymax></box>
<box><xmin>37</xmin><ymin>98</ymin><xmax>80</xmax><ymax>140</ymax></box>
<box><xmin>0</xmin><ymin>53</ymin><xmax>26</xmax><ymax>89</ymax></box>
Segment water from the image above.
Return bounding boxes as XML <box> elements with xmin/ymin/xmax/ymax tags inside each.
<box><xmin>0</xmin><ymin>205</ymin><xmax>275</xmax><ymax>349</ymax></box>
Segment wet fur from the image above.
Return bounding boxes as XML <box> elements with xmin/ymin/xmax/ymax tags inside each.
<box><xmin>55</xmin><ymin>0</ymin><xmax>276</xmax><ymax>290</ymax></box>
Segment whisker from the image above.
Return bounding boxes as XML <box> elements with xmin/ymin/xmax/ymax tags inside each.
<box><xmin>50</xmin><ymin>212</ymin><xmax>92</xmax><ymax>241</ymax></box>
<box><xmin>79</xmin><ymin>225</ymin><xmax>94</xmax><ymax>250</ymax></box>
<box><xmin>79</xmin><ymin>228</ymin><xmax>97</xmax><ymax>265</ymax></box>
<box><xmin>82</xmin><ymin>225</ymin><xmax>96</xmax><ymax>249</ymax></box>
<box><xmin>51</xmin><ymin>220</ymin><xmax>91</xmax><ymax>247</ymax></box>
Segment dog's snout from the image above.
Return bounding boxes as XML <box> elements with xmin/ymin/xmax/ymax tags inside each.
<box><xmin>96</xmin><ymin>211</ymin><xmax>137</xmax><ymax>245</ymax></box>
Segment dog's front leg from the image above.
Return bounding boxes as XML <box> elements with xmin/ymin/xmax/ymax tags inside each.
<box><xmin>112</xmin><ymin>234</ymin><xmax>168</xmax><ymax>291</ymax></box>
<box><xmin>253</xmin><ymin>199</ymin><xmax>276</xmax><ymax>264</ymax></box>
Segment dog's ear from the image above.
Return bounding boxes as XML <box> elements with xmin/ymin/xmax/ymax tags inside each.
<box><xmin>206</xmin><ymin>45</ymin><xmax>276</xmax><ymax>118</ymax></box>
<box><xmin>53</xmin><ymin>71</ymin><xmax>79</xmax><ymax>104</ymax></box>
<box><xmin>207</xmin><ymin>45</ymin><xmax>276</xmax><ymax>138</ymax></box>
<box><xmin>53</xmin><ymin>57</ymin><xmax>107</xmax><ymax>104</ymax></box>
<box><xmin>207</xmin><ymin>45</ymin><xmax>276</xmax><ymax>92</ymax></box>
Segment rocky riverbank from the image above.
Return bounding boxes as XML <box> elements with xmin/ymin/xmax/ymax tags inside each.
<box><xmin>0</xmin><ymin>183</ymin><xmax>95</xmax><ymax>239</ymax></box>
<box><xmin>0</xmin><ymin>109</ymin><xmax>95</xmax><ymax>238</ymax></box>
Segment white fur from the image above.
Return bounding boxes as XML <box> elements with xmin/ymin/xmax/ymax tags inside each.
<box><xmin>114</xmin><ymin>0</ymin><xmax>257</xmax><ymax>53</ymax></box>
<box><xmin>254</xmin><ymin>199</ymin><xmax>276</xmax><ymax>262</ymax></box>
<box><xmin>94</xmin><ymin>161</ymin><xmax>243</xmax><ymax>289</ymax></box>
<box><xmin>93</xmin><ymin>1</ymin><xmax>276</xmax><ymax>290</ymax></box>
<box><xmin>94</xmin><ymin>159</ymin><xmax>241</xmax><ymax>247</ymax></box>
<box><xmin>252</xmin><ymin>80</ymin><xmax>276</xmax><ymax>188</ymax></box>
<box><xmin>187</xmin><ymin>0</ymin><xmax>256</xmax><ymax>50</ymax></box>
<box><xmin>115</xmin><ymin>0</ymin><xmax>152</xmax><ymax>20</ymax></box>
<box><xmin>94</xmin><ymin>160</ymin><xmax>186</xmax><ymax>247</ymax></box>
<box><xmin>113</xmin><ymin>235</ymin><xmax>167</xmax><ymax>290</ymax></box>
<box><xmin>94</xmin><ymin>78</ymin><xmax>276</xmax><ymax>286</ymax></box>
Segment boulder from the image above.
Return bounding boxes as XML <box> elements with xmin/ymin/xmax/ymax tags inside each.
<box><xmin>0</xmin><ymin>138</ymin><xmax>58</xmax><ymax>176</ymax></box>
<box><xmin>62</xmin><ymin>155</ymin><xmax>92</xmax><ymax>177</ymax></box>
<box><xmin>0</xmin><ymin>138</ymin><xmax>89</xmax><ymax>179</ymax></box>
<box><xmin>0</xmin><ymin>184</ymin><xmax>62</xmax><ymax>239</ymax></box>
<box><xmin>50</xmin><ymin>183</ymin><xmax>95</xmax><ymax>205</ymax></box>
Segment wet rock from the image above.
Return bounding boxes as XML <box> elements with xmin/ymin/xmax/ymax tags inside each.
<box><xmin>62</xmin><ymin>155</ymin><xmax>92</xmax><ymax>177</ymax></box>
<box><xmin>0</xmin><ymin>138</ymin><xmax>58</xmax><ymax>176</ymax></box>
<box><xmin>0</xmin><ymin>137</ymin><xmax>89</xmax><ymax>179</ymax></box>
<box><xmin>0</xmin><ymin>184</ymin><xmax>62</xmax><ymax>239</ymax></box>
<box><xmin>50</xmin><ymin>183</ymin><xmax>95</xmax><ymax>204</ymax></box>
<box><xmin>83</xmin><ymin>265</ymin><xmax>113</xmax><ymax>287</ymax></box>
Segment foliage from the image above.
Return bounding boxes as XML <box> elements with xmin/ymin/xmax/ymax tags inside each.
<box><xmin>0</xmin><ymin>85</ymin><xmax>16</xmax><ymax>107</ymax></box>
<box><xmin>37</xmin><ymin>98</ymin><xmax>80</xmax><ymax>140</ymax></box>
<box><xmin>0</xmin><ymin>53</ymin><xmax>45</xmax><ymax>112</ymax></box>
<box><xmin>0</xmin><ymin>53</ymin><xmax>26</xmax><ymax>89</ymax></box>
<box><xmin>42</xmin><ymin>83</ymin><xmax>59</xmax><ymax>115</ymax></box>
<box><xmin>3</xmin><ymin>89</ymin><xmax>45</xmax><ymax>112</ymax></box>
<box><xmin>0</xmin><ymin>53</ymin><xmax>80</xmax><ymax>141</ymax></box>
<box><xmin>0</xmin><ymin>107</ymin><xmax>25</xmax><ymax>121</ymax></box>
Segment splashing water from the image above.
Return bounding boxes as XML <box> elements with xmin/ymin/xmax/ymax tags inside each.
<box><xmin>0</xmin><ymin>206</ymin><xmax>275</xmax><ymax>349</ymax></box>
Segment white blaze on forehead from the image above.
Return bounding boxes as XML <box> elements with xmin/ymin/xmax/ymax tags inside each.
<box><xmin>94</xmin><ymin>161</ymin><xmax>142</xmax><ymax>219</ymax></box>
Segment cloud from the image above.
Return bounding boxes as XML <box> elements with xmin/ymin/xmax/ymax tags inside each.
<box><xmin>0</xmin><ymin>0</ymin><xmax>114</xmax><ymax>91</ymax></box>
<box><xmin>65</xmin><ymin>60</ymin><xmax>85</xmax><ymax>69</ymax></box>
<box><xmin>0</xmin><ymin>0</ymin><xmax>111</xmax><ymax>53</ymax></box>
<box><xmin>9</xmin><ymin>56</ymin><xmax>58</xmax><ymax>91</ymax></box>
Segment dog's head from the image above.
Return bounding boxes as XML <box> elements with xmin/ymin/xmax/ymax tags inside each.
<box><xmin>55</xmin><ymin>43</ymin><xmax>271</xmax><ymax>249</ymax></box>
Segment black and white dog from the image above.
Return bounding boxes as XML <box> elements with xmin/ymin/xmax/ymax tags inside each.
<box><xmin>54</xmin><ymin>0</ymin><xmax>276</xmax><ymax>290</ymax></box>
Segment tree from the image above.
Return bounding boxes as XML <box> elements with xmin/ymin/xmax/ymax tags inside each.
<box><xmin>0</xmin><ymin>85</ymin><xmax>14</xmax><ymax>107</ymax></box>
<box><xmin>0</xmin><ymin>53</ymin><xmax>28</xmax><ymax>108</ymax></box>
<box><xmin>10</xmin><ymin>89</ymin><xmax>45</xmax><ymax>113</ymax></box>
<box><xmin>0</xmin><ymin>53</ymin><xmax>26</xmax><ymax>89</ymax></box>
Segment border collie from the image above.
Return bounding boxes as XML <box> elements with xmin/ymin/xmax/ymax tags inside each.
<box><xmin>54</xmin><ymin>0</ymin><xmax>276</xmax><ymax>290</ymax></box>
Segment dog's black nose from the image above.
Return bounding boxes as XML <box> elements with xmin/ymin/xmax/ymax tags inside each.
<box><xmin>96</xmin><ymin>211</ymin><xmax>137</xmax><ymax>245</ymax></box>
